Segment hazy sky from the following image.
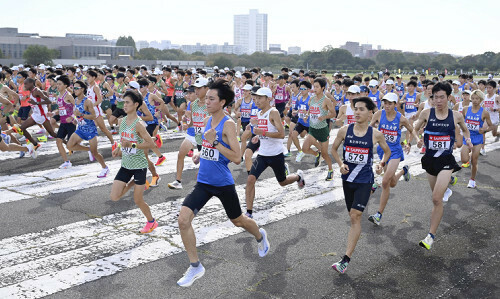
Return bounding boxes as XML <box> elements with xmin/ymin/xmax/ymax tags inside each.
<box><xmin>3</xmin><ymin>0</ymin><xmax>497</xmax><ymax>56</ymax></box>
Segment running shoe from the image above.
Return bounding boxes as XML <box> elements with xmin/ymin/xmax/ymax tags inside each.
<box><xmin>97</xmin><ymin>167</ymin><xmax>109</xmax><ymax>178</ymax></box>
<box><xmin>371</xmin><ymin>183</ymin><xmax>379</xmax><ymax>193</ymax></box>
<box><xmin>48</xmin><ymin>136</ymin><xmax>54</xmax><ymax>139</ymax></box>
<box><xmin>284</xmin><ymin>151</ymin><xmax>292</xmax><ymax>158</ymax></box>
<box><xmin>177</xmin><ymin>264</ymin><xmax>205</xmax><ymax>287</ymax></box>
<box><xmin>110</xmin><ymin>129</ymin><xmax>118</xmax><ymax>135</ymax></box>
<box><xmin>140</xmin><ymin>219</ymin><xmax>158</xmax><ymax>234</ymax></box>
<box><xmin>442</xmin><ymin>188</ymin><xmax>452</xmax><ymax>202</ymax></box>
<box><xmin>419</xmin><ymin>234</ymin><xmax>434</xmax><ymax>250</ymax></box>
<box><xmin>37</xmin><ymin>136</ymin><xmax>48</xmax><ymax>142</ymax></box>
<box><xmin>368</xmin><ymin>212</ymin><xmax>382</xmax><ymax>226</ymax></box>
<box><xmin>18</xmin><ymin>136</ymin><xmax>26</xmax><ymax>142</ymax></box>
<box><xmin>450</xmin><ymin>176</ymin><xmax>458</xmax><ymax>186</ymax></box>
<box><xmin>13</xmin><ymin>124</ymin><xmax>23</xmax><ymax>135</ymax></box>
<box><xmin>480</xmin><ymin>148</ymin><xmax>486</xmax><ymax>156</ymax></box>
<box><xmin>297</xmin><ymin>169</ymin><xmax>305</xmax><ymax>189</ymax></box>
<box><xmin>332</xmin><ymin>259</ymin><xmax>349</xmax><ymax>274</ymax></box>
<box><xmin>144</xmin><ymin>180</ymin><xmax>150</xmax><ymax>191</ymax></box>
<box><xmin>325</xmin><ymin>170</ymin><xmax>334</xmax><ymax>181</ymax></box>
<box><xmin>173</xmin><ymin>126</ymin><xmax>180</xmax><ymax>133</ymax></box>
<box><xmin>59</xmin><ymin>161</ymin><xmax>72</xmax><ymax>169</ymax></box>
<box><xmin>159</xmin><ymin>123</ymin><xmax>167</xmax><ymax>132</ymax></box>
<box><xmin>155</xmin><ymin>134</ymin><xmax>163</xmax><ymax>148</ymax></box>
<box><xmin>284</xmin><ymin>162</ymin><xmax>290</xmax><ymax>176</ymax></box>
<box><xmin>19</xmin><ymin>151</ymin><xmax>25</xmax><ymax>158</ymax></box>
<box><xmin>420</xmin><ymin>146</ymin><xmax>426</xmax><ymax>154</ymax></box>
<box><xmin>2</xmin><ymin>133</ymin><xmax>11</xmax><ymax>144</ymax></box>
<box><xmin>314</xmin><ymin>152</ymin><xmax>322</xmax><ymax>167</ymax></box>
<box><xmin>257</xmin><ymin>228</ymin><xmax>270</xmax><ymax>257</ymax></box>
<box><xmin>111</xmin><ymin>141</ymin><xmax>118</xmax><ymax>152</ymax></box>
<box><xmin>403</xmin><ymin>165</ymin><xmax>411</xmax><ymax>181</ymax></box>
<box><xmin>467</xmin><ymin>179</ymin><xmax>476</xmax><ymax>189</ymax></box>
<box><xmin>34</xmin><ymin>143</ymin><xmax>42</xmax><ymax>151</ymax></box>
<box><xmin>155</xmin><ymin>155</ymin><xmax>166</xmax><ymax>166</ymax></box>
<box><xmin>88</xmin><ymin>151</ymin><xmax>95</xmax><ymax>162</ymax></box>
<box><xmin>187</xmin><ymin>149</ymin><xmax>194</xmax><ymax>157</ymax></box>
<box><xmin>36</xmin><ymin>128</ymin><xmax>46</xmax><ymax>135</ymax></box>
<box><xmin>461</xmin><ymin>161</ymin><xmax>470</xmax><ymax>168</ymax></box>
<box><xmin>168</xmin><ymin>180</ymin><xmax>183</xmax><ymax>189</ymax></box>
<box><xmin>295</xmin><ymin>151</ymin><xmax>305</xmax><ymax>162</ymax></box>
<box><xmin>237</xmin><ymin>136</ymin><xmax>241</xmax><ymax>142</ymax></box>
<box><xmin>245</xmin><ymin>212</ymin><xmax>253</xmax><ymax>219</ymax></box>
<box><xmin>150</xmin><ymin>175</ymin><xmax>160</xmax><ymax>187</ymax></box>
<box><xmin>27</xmin><ymin>143</ymin><xmax>37</xmax><ymax>159</ymax></box>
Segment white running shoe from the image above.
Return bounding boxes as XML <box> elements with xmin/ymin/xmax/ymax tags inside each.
<box><xmin>480</xmin><ymin>148</ymin><xmax>486</xmax><ymax>156</ymax></box>
<box><xmin>177</xmin><ymin>264</ymin><xmax>205</xmax><ymax>287</ymax></box>
<box><xmin>27</xmin><ymin>143</ymin><xmax>37</xmax><ymax>159</ymax></box>
<box><xmin>18</xmin><ymin>136</ymin><xmax>26</xmax><ymax>142</ymax></box>
<box><xmin>295</xmin><ymin>151</ymin><xmax>305</xmax><ymax>162</ymax></box>
<box><xmin>467</xmin><ymin>179</ymin><xmax>476</xmax><ymax>189</ymax></box>
<box><xmin>88</xmin><ymin>151</ymin><xmax>95</xmax><ymax>162</ymax></box>
<box><xmin>59</xmin><ymin>161</ymin><xmax>72</xmax><ymax>169</ymax></box>
<box><xmin>168</xmin><ymin>180</ymin><xmax>183</xmax><ymax>189</ymax></box>
<box><xmin>419</xmin><ymin>234</ymin><xmax>434</xmax><ymax>250</ymax></box>
<box><xmin>296</xmin><ymin>169</ymin><xmax>305</xmax><ymax>189</ymax></box>
<box><xmin>97</xmin><ymin>167</ymin><xmax>109</xmax><ymax>178</ymax></box>
<box><xmin>442</xmin><ymin>188</ymin><xmax>452</xmax><ymax>202</ymax></box>
<box><xmin>257</xmin><ymin>228</ymin><xmax>270</xmax><ymax>257</ymax></box>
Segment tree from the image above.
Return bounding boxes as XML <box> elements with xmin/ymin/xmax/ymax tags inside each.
<box><xmin>0</xmin><ymin>48</ymin><xmax>3</xmax><ymax>59</ymax></box>
<box><xmin>116</xmin><ymin>36</ymin><xmax>136</xmax><ymax>50</ymax></box>
<box><xmin>192</xmin><ymin>51</ymin><xmax>205</xmax><ymax>56</ymax></box>
<box><xmin>23</xmin><ymin>45</ymin><xmax>55</xmax><ymax>65</ymax></box>
<box><xmin>213</xmin><ymin>56</ymin><xmax>233</xmax><ymax>68</ymax></box>
<box><xmin>326</xmin><ymin>49</ymin><xmax>353</xmax><ymax>69</ymax></box>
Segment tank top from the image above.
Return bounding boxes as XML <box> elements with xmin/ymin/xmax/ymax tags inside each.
<box><xmin>119</xmin><ymin>116</ymin><xmax>148</xmax><ymax>169</ymax></box>
<box><xmin>405</xmin><ymin>92</ymin><xmax>418</xmax><ymax>113</ymax></box>
<box><xmin>138</xmin><ymin>93</ymin><xmax>158</xmax><ymax>125</ymax></box>
<box><xmin>240</xmin><ymin>97</ymin><xmax>253</xmax><ymax>122</ymax></box>
<box><xmin>290</xmin><ymin>92</ymin><xmax>299</xmax><ymax>111</ymax></box>
<box><xmin>75</xmin><ymin>97</ymin><xmax>97</xmax><ymax>134</ymax></box>
<box><xmin>395</xmin><ymin>82</ymin><xmax>405</xmax><ymax>98</ymax></box>
<box><xmin>378</xmin><ymin>110</ymin><xmax>401</xmax><ymax>147</ymax></box>
<box><xmin>296</xmin><ymin>95</ymin><xmax>310</xmax><ymax>127</ymax></box>
<box><xmin>483</xmin><ymin>93</ymin><xmax>498</xmax><ymax>115</ymax></box>
<box><xmin>465</xmin><ymin>106</ymin><xmax>484</xmax><ymax>137</ymax></box>
<box><xmin>424</xmin><ymin>108</ymin><xmax>455</xmax><ymax>157</ymax></box>
<box><xmin>257</xmin><ymin>108</ymin><xmax>283</xmax><ymax>156</ymax></box>
<box><xmin>332</xmin><ymin>89</ymin><xmax>343</xmax><ymax>108</ymax></box>
<box><xmin>197</xmin><ymin>116</ymin><xmax>234</xmax><ymax>186</ymax></box>
<box><xmin>368</xmin><ymin>90</ymin><xmax>381</xmax><ymax>109</ymax></box>
<box><xmin>99</xmin><ymin>82</ymin><xmax>110</xmax><ymax>99</ymax></box>
<box><xmin>87</xmin><ymin>83</ymin><xmax>97</xmax><ymax>102</ymax></box>
<box><xmin>174</xmin><ymin>81</ymin><xmax>185</xmax><ymax>100</ymax></box>
<box><xmin>47</xmin><ymin>86</ymin><xmax>59</xmax><ymax>104</ymax></box>
<box><xmin>115</xmin><ymin>84</ymin><xmax>126</xmax><ymax>109</ymax></box>
<box><xmin>234</xmin><ymin>83</ymin><xmax>243</xmax><ymax>102</ymax></box>
<box><xmin>459</xmin><ymin>82</ymin><xmax>467</xmax><ymax>91</ymax></box>
<box><xmin>424</xmin><ymin>100</ymin><xmax>432</xmax><ymax>110</ymax></box>
<box><xmin>191</xmin><ymin>99</ymin><xmax>208</xmax><ymax>144</ymax></box>
<box><xmin>57</xmin><ymin>91</ymin><xmax>74</xmax><ymax>124</ymax></box>
<box><xmin>18</xmin><ymin>84</ymin><xmax>30</xmax><ymax>107</ymax></box>
<box><xmin>342</xmin><ymin>124</ymin><xmax>374</xmax><ymax>183</ymax></box>
<box><xmin>308</xmin><ymin>95</ymin><xmax>328</xmax><ymax>129</ymax></box>
<box><xmin>274</xmin><ymin>84</ymin><xmax>288</xmax><ymax>104</ymax></box>
<box><xmin>344</xmin><ymin>104</ymin><xmax>355</xmax><ymax>126</ymax></box>
<box><xmin>420</xmin><ymin>93</ymin><xmax>428</xmax><ymax>103</ymax></box>
<box><xmin>165</xmin><ymin>77</ymin><xmax>174</xmax><ymax>96</ymax></box>
<box><xmin>30</xmin><ymin>93</ymin><xmax>48</xmax><ymax>117</ymax></box>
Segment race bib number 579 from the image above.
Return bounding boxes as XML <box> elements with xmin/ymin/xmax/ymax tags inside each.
<box><xmin>345</xmin><ymin>146</ymin><xmax>369</xmax><ymax>164</ymax></box>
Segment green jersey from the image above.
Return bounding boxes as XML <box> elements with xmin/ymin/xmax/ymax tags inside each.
<box><xmin>119</xmin><ymin>116</ymin><xmax>148</xmax><ymax>169</ymax></box>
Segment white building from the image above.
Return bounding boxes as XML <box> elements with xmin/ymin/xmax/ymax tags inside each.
<box><xmin>288</xmin><ymin>46</ymin><xmax>301</xmax><ymax>55</ymax></box>
<box><xmin>136</xmin><ymin>40</ymin><xmax>150</xmax><ymax>51</ymax></box>
<box><xmin>150</xmin><ymin>40</ymin><xmax>172</xmax><ymax>50</ymax></box>
<box><xmin>234</xmin><ymin>9</ymin><xmax>268</xmax><ymax>54</ymax></box>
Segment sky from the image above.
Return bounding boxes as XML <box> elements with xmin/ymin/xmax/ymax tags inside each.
<box><xmin>2</xmin><ymin>0</ymin><xmax>498</xmax><ymax>56</ymax></box>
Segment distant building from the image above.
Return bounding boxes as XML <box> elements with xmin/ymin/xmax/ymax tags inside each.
<box><xmin>136</xmin><ymin>40</ymin><xmax>150</xmax><ymax>51</ymax></box>
<box><xmin>340</xmin><ymin>41</ymin><xmax>362</xmax><ymax>57</ymax></box>
<box><xmin>234</xmin><ymin>9</ymin><xmax>268</xmax><ymax>54</ymax></box>
<box><xmin>288</xmin><ymin>46</ymin><xmax>301</xmax><ymax>55</ymax></box>
<box><xmin>181</xmin><ymin>42</ymin><xmax>242</xmax><ymax>55</ymax></box>
<box><xmin>66</xmin><ymin>33</ymin><xmax>104</xmax><ymax>41</ymax></box>
<box><xmin>150</xmin><ymin>40</ymin><xmax>172</xmax><ymax>50</ymax></box>
<box><xmin>268</xmin><ymin>44</ymin><xmax>286</xmax><ymax>55</ymax></box>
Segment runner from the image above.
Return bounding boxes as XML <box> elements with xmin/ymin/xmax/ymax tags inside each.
<box><xmin>176</xmin><ymin>80</ymin><xmax>270</xmax><ymax>287</ymax></box>
<box><xmin>395</xmin><ymin>75</ymin><xmax>405</xmax><ymax>99</ymax></box>
<box><xmin>110</xmin><ymin>90</ymin><xmax>158</xmax><ymax>234</ymax></box>
<box><xmin>413</xmin><ymin>82</ymin><xmax>472</xmax><ymax>250</ymax></box>
<box><xmin>109</xmin><ymin>73</ymin><xmax>128</xmax><ymax>133</ymax></box>
<box><xmin>367</xmin><ymin>93</ymin><xmax>419</xmax><ymax>225</ymax></box>
<box><xmin>239</xmin><ymin>86</ymin><xmax>262</xmax><ymax>173</ymax></box>
<box><xmin>55</xmin><ymin>75</ymin><xmax>76</xmax><ymax>169</ymax></box>
<box><xmin>336</xmin><ymin>85</ymin><xmax>360</xmax><ymax>127</ymax></box>
<box><xmin>0</xmin><ymin>131</ymin><xmax>36</xmax><ymax>157</ymax></box>
<box><xmin>272</xmin><ymin>75</ymin><xmax>290</xmax><ymax>121</ymax></box>
<box><xmin>330</xmin><ymin>97</ymin><xmax>390</xmax><ymax>274</ymax></box>
<box><xmin>284</xmin><ymin>80</ymin><xmax>300</xmax><ymax>157</ymax></box>
<box><xmin>168</xmin><ymin>79</ymin><xmax>209</xmax><ymax>190</ymax></box>
<box><xmin>234</xmin><ymin>84</ymin><xmax>254</xmax><ymax>139</ymax></box>
<box><xmin>66</xmin><ymin>80</ymin><xmax>110</xmax><ymax>178</ymax></box>
<box><xmin>460</xmin><ymin>90</ymin><xmax>494</xmax><ymax>188</ymax></box>
<box><xmin>480</xmin><ymin>80</ymin><xmax>500</xmax><ymax>155</ymax></box>
<box><xmin>368</xmin><ymin>79</ymin><xmax>383</xmax><ymax>109</ymax></box>
<box><xmin>173</xmin><ymin>70</ymin><xmax>188</xmax><ymax>131</ymax></box>
<box><xmin>291</xmin><ymin>81</ymin><xmax>312</xmax><ymax>162</ymax></box>
<box><xmin>400</xmin><ymin>81</ymin><xmax>420</xmax><ymax>143</ymax></box>
<box><xmin>301</xmin><ymin>78</ymin><xmax>336</xmax><ymax>180</ymax></box>
<box><xmin>245</xmin><ymin>86</ymin><xmax>305</xmax><ymax>218</ymax></box>
<box><xmin>97</xmin><ymin>71</ymin><xmax>115</xmax><ymax>133</ymax></box>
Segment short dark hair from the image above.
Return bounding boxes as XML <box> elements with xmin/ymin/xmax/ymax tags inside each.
<box><xmin>407</xmin><ymin>80</ymin><xmax>417</xmax><ymax>88</ymax></box>
<box><xmin>299</xmin><ymin>80</ymin><xmax>312</xmax><ymax>89</ymax></box>
<box><xmin>137</xmin><ymin>78</ymin><xmax>149</xmax><ymax>88</ymax></box>
<box><xmin>208</xmin><ymin>79</ymin><xmax>235</xmax><ymax>108</ymax></box>
<box><xmin>25</xmin><ymin>78</ymin><xmax>35</xmax><ymax>85</ymax></box>
<box><xmin>432</xmin><ymin>82</ymin><xmax>452</xmax><ymax>96</ymax></box>
<box><xmin>87</xmin><ymin>70</ymin><xmax>97</xmax><ymax>78</ymax></box>
<box><xmin>289</xmin><ymin>79</ymin><xmax>300</xmax><ymax>87</ymax></box>
<box><xmin>281</xmin><ymin>67</ymin><xmax>289</xmax><ymax>72</ymax></box>
<box><xmin>162</xmin><ymin>67</ymin><xmax>172</xmax><ymax>72</ymax></box>
<box><xmin>19</xmin><ymin>71</ymin><xmax>28</xmax><ymax>79</ymax></box>
<box><xmin>487</xmin><ymin>80</ymin><xmax>497</xmax><ymax>88</ymax></box>
<box><xmin>353</xmin><ymin>96</ymin><xmax>376</xmax><ymax>111</ymax></box>
<box><xmin>123</xmin><ymin>90</ymin><xmax>143</xmax><ymax>111</ymax></box>
<box><xmin>314</xmin><ymin>78</ymin><xmax>326</xmax><ymax>89</ymax></box>
<box><xmin>74</xmin><ymin>80</ymin><xmax>88</xmax><ymax>94</ymax></box>
<box><xmin>147</xmin><ymin>76</ymin><xmax>157</xmax><ymax>84</ymax></box>
<box><xmin>57</xmin><ymin>75</ymin><xmax>71</xmax><ymax>87</ymax></box>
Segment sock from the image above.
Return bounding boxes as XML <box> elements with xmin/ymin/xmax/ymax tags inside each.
<box><xmin>247</xmin><ymin>209</ymin><xmax>252</xmax><ymax>215</ymax></box>
<box><xmin>257</xmin><ymin>235</ymin><xmax>263</xmax><ymax>243</ymax></box>
<box><xmin>342</xmin><ymin>255</ymin><xmax>351</xmax><ymax>263</ymax></box>
<box><xmin>247</xmin><ymin>170</ymin><xmax>250</xmax><ymax>175</ymax></box>
<box><xmin>377</xmin><ymin>211</ymin><xmax>382</xmax><ymax>217</ymax></box>
<box><xmin>176</xmin><ymin>180</ymin><xmax>181</xmax><ymax>183</ymax></box>
<box><xmin>159</xmin><ymin>155</ymin><xmax>164</xmax><ymax>158</ymax></box>
<box><xmin>429</xmin><ymin>233</ymin><xmax>435</xmax><ymax>239</ymax></box>
<box><xmin>190</xmin><ymin>261</ymin><xmax>200</xmax><ymax>268</ymax></box>
<box><xmin>148</xmin><ymin>218</ymin><xmax>155</xmax><ymax>223</ymax></box>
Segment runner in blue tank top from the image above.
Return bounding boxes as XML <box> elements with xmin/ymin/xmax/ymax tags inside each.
<box><xmin>290</xmin><ymin>80</ymin><xmax>312</xmax><ymax>162</ymax></box>
<box><xmin>459</xmin><ymin>90</ymin><xmax>494</xmax><ymax>189</ymax></box>
<box><xmin>414</xmin><ymin>82</ymin><xmax>472</xmax><ymax>251</ymax></box>
<box><xmin>177</xmin><ymin>80</ymin><xmax>270</xmax><ymax>287</ymax></box>
<box><xmin>368</xmin><ymin>79</ymin><xmax>383</xmax><ymax>109</ymax></box>
<box><xmin>330</xmin><ymin>97</ymin><xmax>390</xmax><ymax>274</ymax></box>
<box><xmin>285</xmin><ymin>80</ymin><xmax>301</xmax><ymax>157</ymax></box>
<box><xmin>400</xmin><ymin>81</ymin><xmax>420</xmax><ymax>144</ymax></box>
<box><xmin>367</xmin><ymin>92</ymin><xmax>420</xmax><ymax>226</ymax></box>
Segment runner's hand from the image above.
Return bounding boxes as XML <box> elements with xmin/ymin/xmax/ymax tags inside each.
<box><xmin>417</xmin><ymin>138</ymin><xmax>424</xmax><ymax>148</ymax></box>
<box><xmin>112</xmin><ymin>147</ymin><xmax>121</xmax><ymax>158</ymax></box>
<box><xmin>204</xmin><ymin>128</ymin><xmax>217</xmax><ymax>144</ymax></box>
<box><xmin>404</xmin><ymin>144</ymin><xmax>411</xmax><ymax>154</ymax></box>
<box><xmin>339</xmin><ymin>163</ymin><xmax>349</xmax><ymax>175</ymax></box>
<box><xmin>250</xmin><ymin>118</ymin><xmax>258</xmax><ymax>126</ymax></box>
<box><xmin>121</xmin><ymin>140</ymin><xmax>132</xmax><ymax>148</ymax></box>
<box><xmin>376</xmin><ymin>163</ymin><xmax>383</xmax><ymax>175</ymax></box>
<box><xmin>251</xmin><ymin>135</ymin><xmax>259</xmax><ymax>144</ymax></box>
<box><xmin>192</xmin><ymin>153</ymin><xmax>200</xmax><ymax>165</ymax></box>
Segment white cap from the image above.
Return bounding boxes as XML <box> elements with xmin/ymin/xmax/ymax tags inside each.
<box><xmin>347</xmin><ymin>85</ymin><xmax>361</xmax><ymax>93</ymax></box>
<box><xmin>452</xmin><ymin>80</ymin><xmax>460</xmax><ymax>85</ymax></box>
<box><xmin>73</xmin><ymin>63</ymin><xmax>79</xmax><ymax>67</ymax></box>
<box><xmin>235</xmin><ymin>71</ymin><xmax>242</xmax><ymax>78</ymax></box>
<box><xmin>56</xmin><ymin>64</ymin><xmax>63</xmax><ymax>69</ymax></box>
<box><xmin>224</xmin><ymin>67</ymin><xmax>229</xmax><ymax>71</ymax></box>
<box><xmin>153</xmin><ymin>68</ymin><xmax>162</xmax><ymax>75</ymax></box>
<box><xmin>462</xmin><ymin>90</ymin><xmax>472</xmax><ymax>95</ymax></box>
<box><xmin>252</xmin><ymin>87</ymin><xmax>272</xmax><ymax>98</ymax></box>
<box><xmin>382</xmin><ymin>93</ymin><xmax>398</xmax><ymax>103</ymax></box>
<box><xmin>76</xmin><ymin>68</ymin><xmax>81</xmax><ymax>73</ymax></box>
<box><xmin>385</xmin><ymin>79</ymin><xmax>395</xmax><ymax>85</ymax></box>
<box><xmin>193</xmin><ymin>77</ymin><xmax>209</xmax><ymax>87</ymax></box>
<box><xmin>242</xmin><ymin>84</ymin><xmax>253</xmax><ymax>90</ymax></box>
<box><xmin>82</xmin><ymin>66</ymin><xmax>88</xmax><ymax>71</ymax></box>
<box><xmin>128</xmin><ymin>81</ymin><xmax>140</xmax><ymax>89</ymax></box>
<box><xmin>38</xmin><ymin>65</ymin><xmax>46</xmax><ymax>70</ymax></box>
<box><xmin>12</xmin><ymin>66</ymin><xmax>19</xmax><ymax>71</ymax></box>
<box><xmin>18</xmin><ymin>64</ymin><xmax>24</xmax><ymax>68</ymax></box>
<box><xmin>25</xmin><ymin>67</ymin><xmax>30</xmax><ymax>72</ymax></box>
<box><xmin>368</xmin><ymin>79</ymin><xmax>379</xmax><ymax>87</ymax></box>
<box><xmin>213</xmin><ymin>66</ymin><xmax>219</xmax><ymax>70</ymax></box>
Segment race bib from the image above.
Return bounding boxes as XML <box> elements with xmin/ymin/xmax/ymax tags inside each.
<box><xmin>175</xmin><ymin>90</ymin><xmax>184</xmax><ymax>98</ymax></box>
<box><xmin>309</xmin><ymin>107</ymin><xmax>320</xmax><ymax>123</ymax></box>
<box><xmin>200</xmin><ymin>139</ymin><xmax>219</xmax><ymax>161</ymax></box>
<box><xmin>121</xmin><ymin>140</ymin><xmax>137</xmax><ymax>155</ymax></box>
<box><xmin>77</xmin><ymin>117</ymin><xmax>86</xmax><ymax>126</ymax></box>
<box><xmin>466</xmin><ymin>119</ymin><xmax>480</xmax><ymax>132</ymax></box>
<box><xmin>250</xmin><ymin>108</ymin><xmax>259</xmax><ymax>119</ymax></box>
<box><xmin>258</xmin><ymin>118</ymin><xmax>269</xmax><ymax>139</ymax></box>
<box><xmin>347</xmin><ymin>115</ymin><xmax>355</xmax><ymax>124</ymax></box>
<box><xmin>380</xmin><ymin>128</ymin><xmax>398</xmax><ymax>143</ymax></box>
<box><xmin>59</xmin><ymin>109</ymin><xmax>67</xmax><ymax>116</ymax></box>
<box><xmin>428</xmin><ymin>135</ymin><xmax>451</xmax><ymax>150</ymax></box>
<box><xmin>483</xmin><ymin>100</ymin><xmax>494</xmax><ymax>109</ymax></box>
<box><xmin>275</xmin><ymin>94</ymin><xmax>283</xmax><ymax>100</ymax></box>
<box><xmin>406</xmin><ymin>102</ymin><xmax>415</xmax><ymax>109</ymax></box>
<box><xmin>345</xmin><ymin>146</ymin><xmax>368</xmax><ymax>164</ymax></box>
<box><xmin>298</xmin><ymin>104</ymin><xmax>307</xmax><ymax>119</ymax></box>
<box><xmin>193</xmin><ymin>121</ymin><xmax>204</xmax><ymax>134</ymax></box>
<box><xmin>241</xmin><ymin>108</ymin><xmax>250</xmax><ymax>119</ymax></box>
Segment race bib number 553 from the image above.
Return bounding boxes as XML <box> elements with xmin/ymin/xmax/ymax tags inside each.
<box><xmin>345</xmin><ymin>146</ymin><xmax>368</xmax><ymax>164</ymax></box>
<box><xmin>200</xmin><ymin>140</ymin><xmax>220</xmax><ymax>161</ymax></box>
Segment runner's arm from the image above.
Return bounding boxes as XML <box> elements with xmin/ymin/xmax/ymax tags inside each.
<box><xmin>374</xmin><ymin>129</ymin><xmax>391</xmax><ymax>165</ymax></box>
<box><xmin>480</xmin><ymin>110</ymin><xmax>493</xmax><ymax>134</ymax></box>
<box><xmin>84</xmin><ymin>100</ymin><xmax>96</xmax><ymax>120</ymax></box>
<box><xmin>321</xmin><ymin>97</ymin><xmax>336</xmax><ymax>120</ymax></box>
<box><xmin>330</xmin><ymin>126</ymin><xmax>347</xmax><ymax>168</ymax></box>
<box><xmin>266</xmin><ymin>109</ymin><xmax>285</xmax><ymax>139</ymax></box>
<box><xmin>94</xmin><ymin>85</ymin><xmax>103</xmax><ymax>106</ymax></box>
<box><xmin>207</xmin><ymin>120</ymin><xmax>241</xmax><ymax>164</ymax></box>
<box><xmin>135</xmin><ymin>122</ymin><xmax>156</xmax><ymax>150</ymax></box>
<box><xmin>139</xmin><ymin>102</ymin><xmax>154</xmax><ymax>122</ymax></box>
<box><xmin>370</xmin><ymin>110</ymin><xmax>381</xmax><ymax>128</ymax></box>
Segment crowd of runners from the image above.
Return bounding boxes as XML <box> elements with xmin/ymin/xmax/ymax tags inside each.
<box><xmin>0</xmin><ymin>63</ymin><xmax>499</xmax><ymax>286</ymax></box>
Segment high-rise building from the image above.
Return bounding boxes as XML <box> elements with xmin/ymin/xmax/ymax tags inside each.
<box><xmin>288</xmin><ymin>46</ymin><xmax>301</xmax><ymax>55</ymax></box>
<box><xmin>234</xmin><ymin>9</ymin><xmax>268</xmax><ymax>54</ymax></box>
<box><xmin>136</xmin><ymin>40</ymin><xmax>150</xmax><ymax>51</ymax></box>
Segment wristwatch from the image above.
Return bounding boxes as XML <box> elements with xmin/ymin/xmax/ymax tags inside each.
<box><xmin>131</xmin><ymin>143</ymin><xmax>137</xmax><ymax>149</ymax></box>
<box><xmin>380</xmin><ymin>161</ymin><xmax>386</xmax><ymax>167</ymax></box>
<box><xmin>212</xmin><ymin>140</ymin><xmax>219</xmax><ymax>147</ymax></box>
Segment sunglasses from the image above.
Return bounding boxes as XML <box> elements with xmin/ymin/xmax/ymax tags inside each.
<box><xmin>73</xmin><ymin>87</ymin><xmax>82</xmax><ymax>90</ymax></box>
<box><xmin>299</xmin><ymin>87</ymin><xmax>307</xmax><ymax>90</ymax></box>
